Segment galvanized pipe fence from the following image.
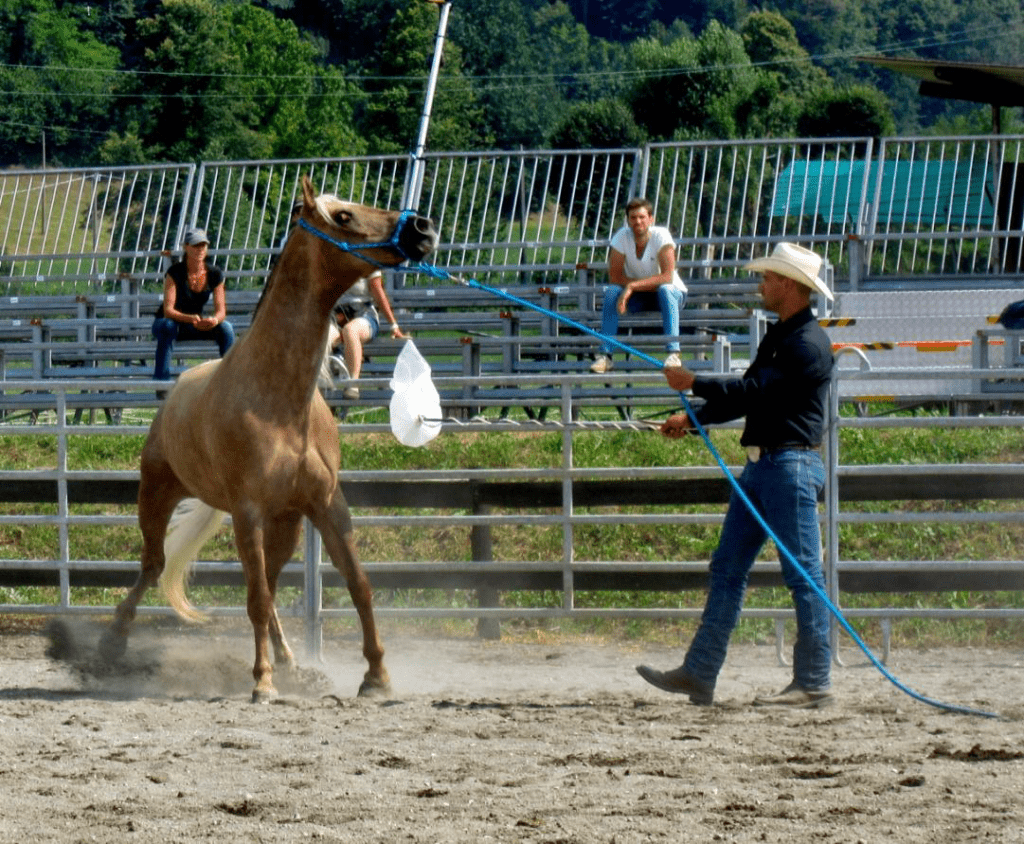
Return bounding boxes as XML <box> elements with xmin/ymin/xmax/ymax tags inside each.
<box><xmin>0</xmin><ymin>369</ymin><xmax>1022</xmax><ymax>661</ymax></box>
<box><xmin>5</xmin><ymin>135</ymin><xmax>1024</xmax><ymax>296</ymax></box>
<box><xmin>3</xmin><ymin>136</ymin><xmax>1024</xmax><ymax>656</ymax></box>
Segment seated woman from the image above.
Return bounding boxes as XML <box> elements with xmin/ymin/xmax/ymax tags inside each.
<box><xmin>322</xmin><ymin>269</ymin><xmax>407</xmax><ymax>400</ymax></box>
<box><xmin>152</xmin><ymin>227</ymin><xmax>234</xmax><ymax>388</ymax></box>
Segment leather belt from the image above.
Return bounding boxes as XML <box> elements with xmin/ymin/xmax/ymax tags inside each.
<box><xmin>745</xmin><ymin>444</ymin><xmax>820</xmax><ymax>463</ymax></box>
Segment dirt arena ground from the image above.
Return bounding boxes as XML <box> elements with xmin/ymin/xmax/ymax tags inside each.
<box><xmin>0</xmin><ymin>618</ymin><xmax>1022</xmax><ymax>843</ymax></box>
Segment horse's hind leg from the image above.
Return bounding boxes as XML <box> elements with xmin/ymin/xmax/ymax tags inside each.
<box><xmin>100</xmin><ymin>460</ymin><xmax>185</xmax><ymax>661</ymax></box>
<box><xmin>312</xmin><ymin>490</ymin><xmax>390</xmax><ymax>697</ymax></box>
<box><xmin>268</xmin><ymin>606</ymin><xmax>291</xmax><ymax>669</ymax></box>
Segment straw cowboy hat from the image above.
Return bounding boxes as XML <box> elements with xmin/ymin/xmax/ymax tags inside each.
<box><xmin>743</xmin><ymin>242</ymin><xmax>833</xmax><ymax>301</ymax></box>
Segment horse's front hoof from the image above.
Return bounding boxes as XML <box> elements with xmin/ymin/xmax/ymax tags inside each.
<box><xmin>357</xmin><ymin>675</ymin><xmax>392</xmax><ymax>698</ymax></box>
<box><xmin>251</xmin><ymin>686</ymin><xmax>278</xmax><ymax>704</ymax></box>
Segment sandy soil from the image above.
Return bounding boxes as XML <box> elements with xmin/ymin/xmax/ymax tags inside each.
<box><xmin>0</xmin><ymin>617</ymin><xmax>1022</xmax><ymax>843</ymax></box>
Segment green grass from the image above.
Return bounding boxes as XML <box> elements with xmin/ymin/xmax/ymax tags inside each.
<box><xmin>2</xmin><ymin>408</ymin><xmax>1023</xmax><ymax>648</ymax></box>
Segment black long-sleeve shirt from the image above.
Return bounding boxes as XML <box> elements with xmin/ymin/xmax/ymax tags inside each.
<box><xmin>690</xmin><ymin>307</ymin><xmax>834</xmax><ymax>448</ymax></box>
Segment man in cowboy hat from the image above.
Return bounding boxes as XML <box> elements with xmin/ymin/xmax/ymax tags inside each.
<box><xmin>636</xmin><ymin>242</ymin><xmax>835</xmax><ymax>708</ymax></box>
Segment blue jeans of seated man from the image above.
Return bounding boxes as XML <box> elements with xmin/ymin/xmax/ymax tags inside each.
<box><xmin>152</xmin><ymin>317</ymin><xmax>235</xmax><ymax>380</ymax></box>
<box><xmin>681</xmin><ymin>449</ymin><xmax>831</xmax><ymax>692</ymax></box>
<box><xmin>598</xmin><ymin>284</ymin><xmax>685</xmax><ymax>355</ymax></box>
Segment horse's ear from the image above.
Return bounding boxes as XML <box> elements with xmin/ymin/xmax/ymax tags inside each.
<box><xmin>301</xmin><ymin>175</ymin><xmax>316</xmax><ymax>209</ymax></box>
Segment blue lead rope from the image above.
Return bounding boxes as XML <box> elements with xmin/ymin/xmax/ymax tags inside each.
<box><xmin>404</xmin><ymin>260</ymin><xmax>1000</xmax><ymax>719</ymax></box>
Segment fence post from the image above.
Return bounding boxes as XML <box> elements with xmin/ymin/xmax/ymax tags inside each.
<box><xmin>303</xmin><ymin>519</ymin><xmax>323</xmax><ymax>661</ymax></box>
<box><xmin>847</xmin><ymin>235</ymin><xmax>863</xmax><ymax>292</ymax></box>
<box><xmin>471</xmin><ymin>485</ymin><xmax>500</xmax><ymax>640</ymax></box>
<box><xmin>825</xmin><ymin>368</ymin><xmax>841</xmax><ymax>663</ymax></box>
<box><xmin>121</xmin><ymin>275</ymin><xmax>141</xmax><ymax>319</ymax></box>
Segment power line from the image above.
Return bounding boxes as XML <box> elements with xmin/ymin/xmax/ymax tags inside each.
<box><xmin>1</xmin><ymin>18</ymin><xmax>1020</xmax><ymax>89</ymax></box>
<box><xmin>2</xmin><ymin>19</ymin><xmax>1021</xmax><ymax>143</ymax></box>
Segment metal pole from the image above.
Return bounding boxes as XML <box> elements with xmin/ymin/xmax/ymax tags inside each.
<box><xmin>825</xmin><ymin>368</ymin><xmax>840</xmax><ymax>662</ymax></box>
<box><xmin>402</xmin><ymin>0</ymin><xmax>452</xmax><ymax>212</ymax></box>
<box><xmin>303</xmin><ymin>518</ymin><xmax>323</xmax><ymax>661</ymax></box>
<box><xmin>561</xmin><ymin>380</ymin><xmax>575</xmax><ymax>613</ymax></box>
<box><xmin>828</xmin><ymin>348</ymin><xmax>871</xmax><ymax>664</ymax></box>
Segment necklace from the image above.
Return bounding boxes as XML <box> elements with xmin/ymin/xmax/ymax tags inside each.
<box><xmin>187</xmin><ymin>264</ymin><xmax>207</xmax><ymax>291</ymax></box>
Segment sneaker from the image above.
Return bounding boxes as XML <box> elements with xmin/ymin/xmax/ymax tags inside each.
<box><xmin>343</xmin><ymin>386</ymin><xmax>360</xmax><ymax>400</ymax></box>
<box><xmin>663</xmin><ymin>352</ymin><xmax>682</xmax><ymax>369</ymax></box>
<box><xmin>590</xmin><ymin>354</ymin><xmax>613</xmax><ymax>374</ymax></box>
<box><xmin>752</xmin><ymin>682</ymin><xmax>833</xmax><ymax>709</ymax></box>
<box><xmin>635</xmin><ymin>664</ymin><xmax>714</xmax><ymax>705</ymax></box>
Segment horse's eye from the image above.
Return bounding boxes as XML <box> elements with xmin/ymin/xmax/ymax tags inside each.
<box><xmin>335</xmin><ymin>210</ymin><xmax>352</xmax><ymax>226</ymax></box>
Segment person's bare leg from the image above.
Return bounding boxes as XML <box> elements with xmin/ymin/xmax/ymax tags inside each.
<box><xmin>341</xmin><ymin>319</ymin><xmax>371</xmax><ymax>380</ymax></box>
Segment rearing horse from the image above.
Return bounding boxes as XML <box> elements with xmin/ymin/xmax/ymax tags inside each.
<box><xmin>100</xmin><ymin>176</ymin><xmax>437</xmax><ymax>702</ymax></box>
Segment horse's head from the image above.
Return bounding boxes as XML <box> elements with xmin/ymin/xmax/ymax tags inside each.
<box><xmin>297</xmin><ymin>175</ymin><xmax>437</xmax><ymax>269</ymax></box>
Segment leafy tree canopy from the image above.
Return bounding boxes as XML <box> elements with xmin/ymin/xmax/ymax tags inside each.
<box><xmin>0</xmin><ymin>0</ymin><xmax>1019</xmax><ymax>169</ymax></box>
<box><xmin>0</xmin><ymin>0</ymin><xmax>119</xmax><ymax>164</ymax></box>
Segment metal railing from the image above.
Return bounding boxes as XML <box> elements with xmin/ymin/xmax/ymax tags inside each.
<box><xmin>6</xmin><ymin>135</ymin><xmax>1024</xmax><ymax>295</ymax></box>
<box><xmin>0</xmin><ymin>164</ymin><xmax>196</xmax><ymax>291</ymax></box>
<box><xmin>1</xmin><ymin>369</ymin><xmax>1021</xmax><ymax>658</ymax></box>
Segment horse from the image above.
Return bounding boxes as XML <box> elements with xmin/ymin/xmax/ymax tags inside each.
<box><xmin>98</xmin><ymin>175</ymin><xmax>437</xmax><ymax>702</ymax></box>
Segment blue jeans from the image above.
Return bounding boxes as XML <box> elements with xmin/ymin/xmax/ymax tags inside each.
<box><xmin>599</xmin><ymin>284</ymin><xmax>685</xmax><ymax>355</ymax></box>
<box><xmin>682</xmin><ymin>449</ymin><xmax>831</xmax><ymax>691</ymax></box>
<box><xmin>152</xmin><ymin>317</ymin><xmax>235</xmax><ymax>380</ymax></box>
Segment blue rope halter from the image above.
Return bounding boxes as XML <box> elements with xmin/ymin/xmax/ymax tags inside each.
<box><xmin>297</xmin><ymin>210</ymin><xmax>420</xmax><ymax>268</ymax></box>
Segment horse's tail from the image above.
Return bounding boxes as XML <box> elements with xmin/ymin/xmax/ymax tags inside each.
<box><xmin>159</xmin><ymin>498</ymin><xmax>227</xmax><ymax>622</ymax></box>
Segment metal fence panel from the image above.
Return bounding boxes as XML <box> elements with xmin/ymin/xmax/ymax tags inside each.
<box><xmin>641</xmin><ymin>138</ymin><xmax>872</xmax><ymax>280</ymax></box>
<box><xmin>0</xmin><ymin>164</ymin><xmax>195</xmax><ymax>294</ymax></box>
<box><xmin>411</xmin><ymin>148</ymin><xmax>642</xmax><ymax>285</ymax></box>
<box><xmin>1</xmin><ymin>373</ymin><xmax>1022</xmax><ymax>643</ymax></box>
<box><xmin>189</xmin><ymin>156</ymin><xmax>410</xmax><ymax>287</ymax></box>
<box><xmin>867</xmin><ymin>136</ymin><xmax>1024</xmax><ymax>277</ymax></box>
<box><xmin>5</xmin><ymin>137</ymin><xmax>1024</xmax><ymax>296</ymax></box>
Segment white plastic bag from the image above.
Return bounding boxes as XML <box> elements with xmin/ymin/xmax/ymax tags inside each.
<box><xmin>389</xmin><ymin>340</ymin><xmax>443</xmax><ymax>447</ymax></box>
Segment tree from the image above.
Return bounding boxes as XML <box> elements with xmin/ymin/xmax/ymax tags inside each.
<box><xmin>796</xmin><ymin>84</ymin><xmax>896</xmax><ymax>140</ymax></box>
<box><xmin>626</xmin><ymin>21</ymin><xmax>769</xmax><ymax>141</ymax></box>
<box><xmin>565</xmin><ymin>0</ymin><xmax>665</xmax><ymax>42</ymax></box>
<box><xmin>549</xmin><ymin>98</ymin><xmax>644</xmax><ymax>149</ymax></box>
<box><xmin>450</xmin><ymin>0</ymin><xmax>553</xmax><ymax>149</ymax></box>
<box><xmin>107</xmin><ymin>0</ymin><xmax>366</xmax><ymax>163</ymax></box>
<box><xmin>221</xmin><ymin>4</ymin><xmax>365</xmax><ymax>159</ymax></box>
<box><xmin>125</xmin><ymin>0</ymin><xmax>241</xmax><ymax>162</ymax></box>
<box><xmin>287</xmin><ymin>0</ymin><xmax>405</xmax><ymax>67</ymax></box>
<box><xmin>0</xmin><ymin>0</ymin><xmax>119</xmax><ymax>166</ymax></box>
<box><xmin>361</xmin><ymin>0</ymin><xmax>486</xmax><ymax>154</ymax></box>
<box><xmin>740</xmin><ymin>10</ymin><xmax>828</xmax><ymax>100</ymax></box>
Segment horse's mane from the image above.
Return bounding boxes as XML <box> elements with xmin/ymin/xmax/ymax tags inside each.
<box><xmin>312</xmin><ymin>192</ymin><xmax>346</xmax><ymax>221</ymax></box>
<box><xmin>254</xmin><ymin>193</ymin><xmax>347</xmax><ymax>317</ymax></box>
